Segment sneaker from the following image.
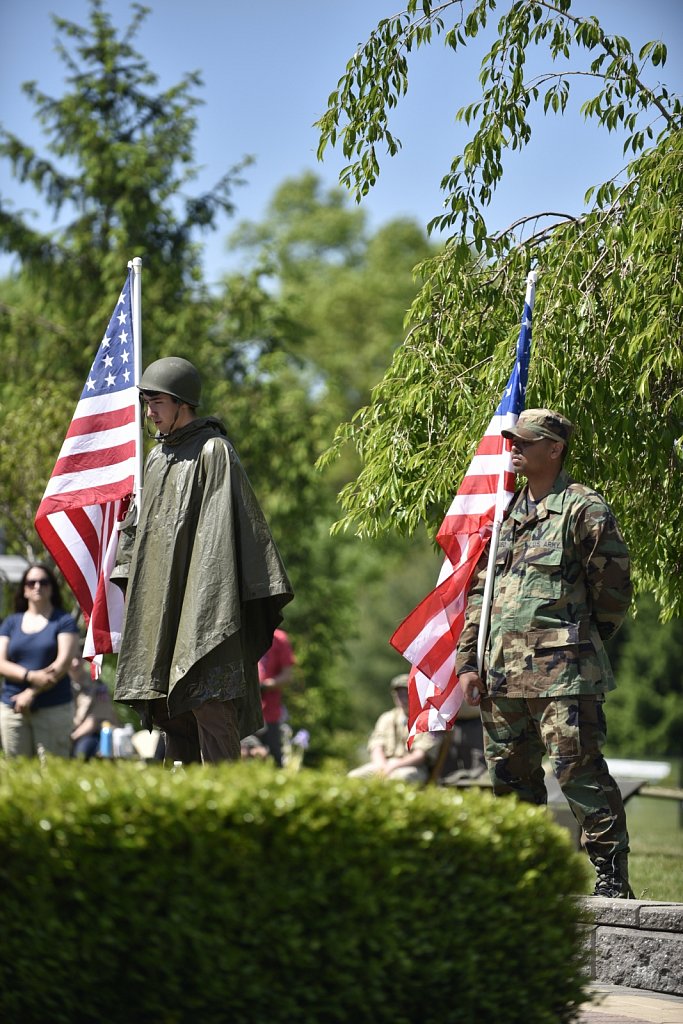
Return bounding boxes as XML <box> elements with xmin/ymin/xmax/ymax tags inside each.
<box><xmin>592</xmin><ymin>876</ymin><xmax>635</xmax><ymax>899</ymax></box>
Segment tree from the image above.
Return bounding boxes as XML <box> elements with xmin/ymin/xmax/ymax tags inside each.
<box><xmin>0</xmin><ymin>0</ymin><xmax>247</xmax><ymax>552</ymax></box>
<box><xmin>316</xmin><ymin>0</ymin><xmax>683</xmax><ymax>618</ymax></box>
<box><xmin>606</xmin><ymin>596</ymin><xmax>683</xmax><ymax>757</ymax></box>
<box><xmin>204</xmin><ymin>174</ymin><xmax>437</xmax><ymax>751</ymax></box>
<box><xmin>0</xmin><ymin>0</ymin><xmax>247</xmax><ymax>330</ymax></box>
<box><xmin>227</xmin><ymin>171</ymin><xmax>433</xmax><ymax>421</ymax></box>
<box><xmin>0</xmin><ymin>6</ymin><xmax>436</xmax><ymax>754</ymax></box>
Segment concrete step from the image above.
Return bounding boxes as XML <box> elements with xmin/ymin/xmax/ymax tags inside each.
<box><xmin>579</xmin><ymin>898</ymin><xmax>683</xmax><ymax>998</ymax></box>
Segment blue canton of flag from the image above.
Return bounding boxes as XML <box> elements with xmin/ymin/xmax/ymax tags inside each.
<box><xmin>496</xmin><ymin>300</ymin><xmax>532</xmax><ymax>419</ymax></box>
<box><xmin>82</xmin><ymin>279</ymin><xmax>134</xmax><ymax>398</ymax></box>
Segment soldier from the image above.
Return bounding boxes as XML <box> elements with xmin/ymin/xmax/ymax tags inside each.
<box><xmin>113</xmin><ymin>357</ymin><xmax>293</xmax><ymax>764</ymax></box>
<box><xmin>348</xmin><ymin>673</ymin><xmax>441</xmax><ymax>783</ymax></box>
<box><xmin>456</xmin><ymin>409</ymin><xmax>634</xmax><ymax>898</ymax></box>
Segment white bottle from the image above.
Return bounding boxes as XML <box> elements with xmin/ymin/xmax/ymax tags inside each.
<box><xmin>113</xmin><ymin>723</ymin><xmax>136</xmax><ymax>759</ymax></box>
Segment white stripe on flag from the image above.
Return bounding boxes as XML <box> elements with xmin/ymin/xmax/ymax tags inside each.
<box><xmin>55</xmin><ymin>423</ymin><xmax>138</xmax><ymax>459</ymax></box>
<box><xmin>43</xmin><ymin>458</ymin><xmax>136</xmax><ymax>498</ymax></box>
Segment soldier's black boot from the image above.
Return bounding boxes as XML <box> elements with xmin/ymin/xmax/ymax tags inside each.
<box><xmin>592</xmin><ymin>852</ymin><xmax>635</xmax><ymax>899</ymax></box>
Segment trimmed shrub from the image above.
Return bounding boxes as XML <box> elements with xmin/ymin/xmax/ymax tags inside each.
<box><xmin>0</xmin><ymin>760</ymin><xmax>590</xmax><ymax>1023</ymax></box>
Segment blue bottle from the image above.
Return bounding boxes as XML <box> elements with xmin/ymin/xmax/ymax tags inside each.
<box><xmin>99</xmin><ymin>721</ymin><xmax>113</xmax><ymax>758</ymax></box>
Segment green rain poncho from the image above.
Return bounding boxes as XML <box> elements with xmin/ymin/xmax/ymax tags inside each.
<box><xmin>113</xmin><ymin>416</ymin><xmax>293</xmax><ymax>736</ymax></box>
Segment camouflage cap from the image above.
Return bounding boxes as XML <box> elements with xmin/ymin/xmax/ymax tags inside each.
<box><xmin>501</xmin><ymin>408</ymin><xmax>574</xmax><ymax>445</ymax></box>
<box><xmin>390</xmin><ymin>673</ymin><xmax>410</xmax><ymax>690</ymax></box>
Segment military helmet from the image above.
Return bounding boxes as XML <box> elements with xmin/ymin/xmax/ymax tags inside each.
<box><xmin>138</xmin><ymin>357</ymin><xmax>201</xmax><ymax>407</ymax></box>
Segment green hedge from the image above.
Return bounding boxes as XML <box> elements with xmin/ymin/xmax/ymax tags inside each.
<box><xmin>0</xmin><ymin>760</ymin><xmax>591</xmax><ymax>1023</ymax></box>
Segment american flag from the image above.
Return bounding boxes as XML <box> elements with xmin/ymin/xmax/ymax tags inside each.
<box><xmin>390</xmin><ymin>273</ymin><xmax>536</xmax><ymax>745</ymax></box>
<box><xmin>35</xmin><ymin>270</ymin><xmax>140</xmax><ymax>661</ymax></box>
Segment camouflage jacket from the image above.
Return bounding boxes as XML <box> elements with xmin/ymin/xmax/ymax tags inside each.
<box><xmin>455</xmin><ymin>469</ymin><xmax>632</xmax><ymax>698</ymax></box>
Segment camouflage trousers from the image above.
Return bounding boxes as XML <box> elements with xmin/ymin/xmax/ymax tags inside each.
<box><xmin>480</xmin><ymin>694</ymin><xmax>629</xmax><ymax>874</ymax></box>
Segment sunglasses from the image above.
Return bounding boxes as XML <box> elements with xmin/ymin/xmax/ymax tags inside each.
<box><xmin>510</xmin><ymin>437</ymin><xmax>544</xmax><ymax>450</ymax></box>
<box><xmin>25</xmin><ymin>578</ymin><xmax>51</xmax><ymax>588</ymax></box>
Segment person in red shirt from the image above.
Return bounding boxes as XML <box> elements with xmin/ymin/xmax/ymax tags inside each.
<box><xmin>257</xmin><ymin>629</ymin><xmax>295</xmax><ymax>766</ymax></box>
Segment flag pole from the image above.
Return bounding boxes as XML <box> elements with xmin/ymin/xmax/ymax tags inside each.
<box><xmin>476</xmin><ymin>270</ymin><xmax>537</xmax><ymax>676</ymax></box>
<box><xmin>130</xmin><ymin>256</ymin><xmax>143</xmax><ymax>518</ymax></box>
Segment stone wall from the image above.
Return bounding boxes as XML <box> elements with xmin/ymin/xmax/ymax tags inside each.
<box><xmin>580</xmin><ymin>898</ymin><xmax>683</xmax><ymax>996</ymax></box>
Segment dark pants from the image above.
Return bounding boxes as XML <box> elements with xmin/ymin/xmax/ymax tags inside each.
<box><xmin>150</xmin><ymin>698</ymin><xmax>241</xmax><ymax>765</ymax></box>
<box><xmin>72</xmin><ymin>735</ymin><xmax>100</xmax><ymax>761</ymax></box>
<box><xmin>262</xmin><ymin>721</ymin><xmax>283</xmax><ymax>767</ymax></box>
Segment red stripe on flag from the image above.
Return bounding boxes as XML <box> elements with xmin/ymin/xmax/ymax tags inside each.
<box><xmin>391</xmin><ymin>422</ymin><xmax>515</xmax><ymax>745</ymax></box>
<box><xmin>51</xmin><ymin>440</ymin><xmax>137</xmax><ymax>478</ymax></box>
<box><xmin>437</xmin><ymin>516</ymin><xmax>492</xmax><ymax>566</ymax></box>
<box><xmin>66</xmin><ymin>403</ymin><xmax>137</xmax><ymax>438</ymax></box>
<box><xmin>475</xmin><ymin>434</ymin><xmax>507</xmax><ymax>456</ymax></box>
<box><xmin>457</xmin><ymin>473</ymin><xmax>504</xmax><ymax>496</ymax></box>
<box><xmin>88</xmin><ymin>505</ymin><xmax>117</xmax><ymax>653</ymax></box>
<box><xmin>35</xmin><ymin>474</ymin><xmax>135</xmax><ymax>518</ymax></box>
<box><xmin>69</xmin><ymin>507</ymin><xmax>103</xmax><ymax>568</ymax></box>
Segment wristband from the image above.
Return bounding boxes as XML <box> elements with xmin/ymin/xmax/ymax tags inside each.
<box><xmin>23</xmin><ymin>669</ymin><xmax>31</xmax><ymax>684</ymax></box>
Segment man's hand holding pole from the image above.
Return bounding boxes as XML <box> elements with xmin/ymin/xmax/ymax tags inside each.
<box><xmin>459</xmin><ymin>671</ymin><xmax>483</xmax><ymax>708</ymax></box>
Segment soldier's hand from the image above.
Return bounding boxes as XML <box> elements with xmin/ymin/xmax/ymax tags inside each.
<box><xmin>459</xmin><ymin>671</ymin><xmax>483</xmax><ymax>707</ymax></box>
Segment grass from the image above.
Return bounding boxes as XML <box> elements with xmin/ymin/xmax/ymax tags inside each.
<box><xmin>435</xmin><ymin>758</ymin><xmax>683</xmax><ymax>901</ymax></box>
<box><xmin>571</xmin><ymin>762</ymin><xmax>683</xmax><ymax>901</ymax></box>
<box><xmin>627</xmin><ymin>792</ymin><xmax>683</xmax><ymax>901</ymax></box>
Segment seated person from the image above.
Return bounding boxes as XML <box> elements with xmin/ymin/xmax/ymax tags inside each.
<box><xmin>70</xmin><ymin>651</ymin><xmax>119</xmax><ymax>760</ymax></box>
<box><xmin>348</xmin><ymin>673</ymin><xmax>441</xmax><ymax>783</ymax></box>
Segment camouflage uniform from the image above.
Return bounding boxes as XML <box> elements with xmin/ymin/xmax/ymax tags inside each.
<box><xmin>456</xmin><ymin>449</ymin><xmax>633</xmax><ymax>889</ymax></box>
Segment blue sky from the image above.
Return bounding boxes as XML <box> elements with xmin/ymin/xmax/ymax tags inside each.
<box><xmin>1</xmin><ymin>1</ymin><xmax>681</xmax><ymax>286</ymax></box>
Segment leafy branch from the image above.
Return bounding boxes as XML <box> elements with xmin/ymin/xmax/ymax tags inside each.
<box><xmin>316</xmin><ymin>0</ymin><xmax>681</xmax><ymax>252</ymax></box>
<box><xmin>315</xmin><ymin>3</ymin><xmax>683</xmax><ymax>615</ymax></box>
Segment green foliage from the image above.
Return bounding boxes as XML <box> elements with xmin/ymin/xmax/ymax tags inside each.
<box><xmin>205</xmin><ymin>174</ymin><xmax>436</xmax><ymax>744</ymax></box>
<box><xmin>316</xmin><ymin>0</ymin><xmax>683</xmax><ymax>618</ymax></box>
<box><xmin>317</xmin><ymin>0</ymin><xmax>679</xmax><ymax>242</ymax></box>
<box><xmin>605</xmin><ymin>596</ymin><xmax>683</xmax><ymax>758</ymax></box>
<box><xmin>226</xmin><ymin>171</ymin><xmax>433</xmax><ymax>425</ymax></box>
<box><xmin>0</xmin><ymin>759</ymin><xmax>590</xmax><ymax>1024</ymax></box>
<box><xmin>0</xmin><ymin>7</ymin><xmax>438</xmax><ymax>757</ymax></box>
<box><xmin>335</xmin><ymin>531</ymin><xmax>443</xmax><ymax>729</ymax></box>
